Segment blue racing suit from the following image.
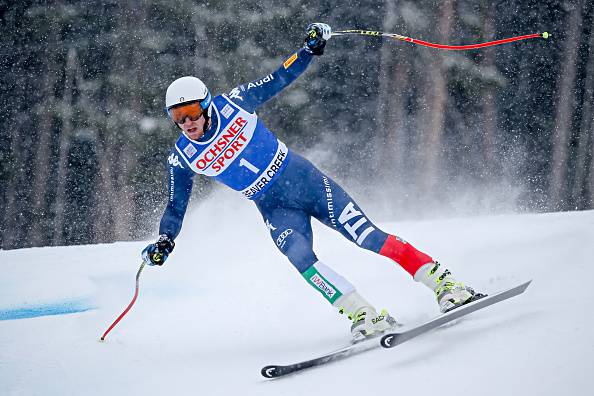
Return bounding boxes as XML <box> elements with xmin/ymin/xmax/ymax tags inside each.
<box><xmin>159</xmin><ymin>47</ymin><xmax>433</xmax><ymax>304</ymax></box>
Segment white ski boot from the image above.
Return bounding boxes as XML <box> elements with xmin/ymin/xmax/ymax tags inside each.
<box><xmin>415</xmin><ymin>262</ymin><xmax>484</xmax><ymax>313</ymax></box>
<box><xmin>334</xmin><ymin>291</ymin><xmax>399</xmax><ymax>342</ymax></box>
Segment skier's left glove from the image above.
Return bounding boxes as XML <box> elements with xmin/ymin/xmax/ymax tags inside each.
<box><xmin>142</xmin><ymin>234</ymin><xmax>175</xmax><ymax>266</ymax></box>
<box><xmin>304</xmin><ymin>23</ymin><xmax>332</xmax><ymax>55</ymax></box>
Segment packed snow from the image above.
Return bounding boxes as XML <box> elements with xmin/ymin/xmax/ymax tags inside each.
<box><xmin>1</xmin><ymin>192</ymin><xmax>592</xmax><ymax>395</ymax></box>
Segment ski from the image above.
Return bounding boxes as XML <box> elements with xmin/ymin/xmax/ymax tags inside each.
<box><xmin>380</xmin><ymin>280</ymin><xmax>532</xmax><ymax>348</ymax></box>
<box><xmin>261</xmin><ymin>280</ymin><xmax>531</xmax><ymax>378</ymax></box>
<box><xmin>261</xmin><ymin>334</ymin><xmax>382</xmax><ymax>379</ymax></box>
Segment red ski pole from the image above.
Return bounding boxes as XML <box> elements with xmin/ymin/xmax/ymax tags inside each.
<box><xmin>100</xmin><ymin>261</ymin><xmax>146</xmax><ymax>341</ymax></box>
<box><xmin>332</xmin><ymin>29</ymin><xmax>549</xmax><ymax>50</ymax></box>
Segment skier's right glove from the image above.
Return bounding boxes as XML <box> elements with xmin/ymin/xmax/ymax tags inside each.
<box><xmin>142</xmin><ymin>234</ymin><xmax>175</xmax><ymax>266</ymax></box>
<box><xmin>304</xmin><ymin>23</ymin><xmax>332</xmax><ymax>55</ymax></box>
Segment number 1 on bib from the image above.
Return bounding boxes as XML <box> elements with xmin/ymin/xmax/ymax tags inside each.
<box><xmin>240</xmin><ymin>158</ymin><xmax>260</xmax><ymax>174</ymax></box>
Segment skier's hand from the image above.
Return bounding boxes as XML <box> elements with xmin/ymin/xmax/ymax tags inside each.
<box><xmin>142</xmin><ymin>234</ymin><xmax>175</xmax><ymax>266</ymax></box>
<box><xmin>304</xmin><ymin>23</ymin><xmax>332</xmax><ymax>55</ymax></box>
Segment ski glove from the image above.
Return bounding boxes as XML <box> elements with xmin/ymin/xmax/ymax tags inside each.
<box><xmin>142</xmin><ymin>234</ymin><xmax>175</xmax><ymax>266</ymax></box>
<box><xmin>304</xmin><ymin>23</ymin><xmax>332</xmax><ymax>55</ymax></box>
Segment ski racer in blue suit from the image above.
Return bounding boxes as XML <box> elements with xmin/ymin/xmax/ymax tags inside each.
<box><xmin>142</xmin><ymin>23</ymin><xmax>482</xmax><ymax>341</ymax></box>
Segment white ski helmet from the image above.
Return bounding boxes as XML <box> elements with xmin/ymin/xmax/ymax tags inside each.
<box><xmin>165</xmin><ymin>76</ymin><xmax>212</xmax><ymax>115</ymax></box>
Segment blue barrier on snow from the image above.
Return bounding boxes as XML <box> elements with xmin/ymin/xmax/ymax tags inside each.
<box><xmin>0</xmin><ymin>299</ymin><xmax>96</xmax><ymax>320</ymax></box>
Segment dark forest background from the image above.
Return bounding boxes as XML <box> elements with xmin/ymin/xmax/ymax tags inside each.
<box><xmin>1</xmin><ymin>0</ymin><xmax>593</xmax><ymax>250</ymax></box>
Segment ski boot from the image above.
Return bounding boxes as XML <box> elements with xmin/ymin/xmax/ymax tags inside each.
<box><xmin>415</xmin><ymin>262</ymin><xmax>486</xmax><ymax>313</ymax></box>
<box><xmin>334</xmin><ymin>291</ymin><xmax>399</xmax><ymax>342</ymax></box>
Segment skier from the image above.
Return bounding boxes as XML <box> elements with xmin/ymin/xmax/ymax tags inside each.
<box><xmin>142</xmin><ymin>23</ymin><xmax>482</xmax><ymax>341</ymax></box>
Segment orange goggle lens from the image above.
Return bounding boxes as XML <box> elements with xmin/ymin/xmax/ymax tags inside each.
<box><xmin>169</xmin><ymin>102</ymin><xmax>204</xmax><ymax>124</ymax></box>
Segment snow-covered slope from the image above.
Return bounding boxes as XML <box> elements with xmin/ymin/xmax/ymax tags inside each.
<box><xmin>1</xmin><ymin>194</ymin><xmax>592</xmax><ymax>395</ymax></box>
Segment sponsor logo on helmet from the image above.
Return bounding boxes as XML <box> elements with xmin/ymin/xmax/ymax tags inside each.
<box><xmin>179</xmin><ymin>96</ymin><xmax>185</xmax><ymax>101</ymax></box>
<box><xmin>309</xmin><ymin>273</ymin><xmax>336</xmax><ymax>299</ymax></box>
<box><xmin>276</xmin><ymin>228</ymin><xmax>293</xmax><ymax>248</ymax></box>
<box><xmin>168</xmin><ymin>153</ymin><xmax>184</xmax><ymax>169</ymax></box>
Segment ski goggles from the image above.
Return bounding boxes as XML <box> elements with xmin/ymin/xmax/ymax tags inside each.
<box><xmin>168</xmin><ymin>102</ymin><xmax>205</xmax><ymax>124</ymax></box>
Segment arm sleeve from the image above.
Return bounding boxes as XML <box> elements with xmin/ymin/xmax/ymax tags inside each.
<box><xmin>227</xmin><ymin>47</ymin><xmax>314</xmax><ymax>112</ymax></box>
<box><xmin>158</xmin><ymin>152</ymin><xmax>195</xmax><ymax>240</ymax></box>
